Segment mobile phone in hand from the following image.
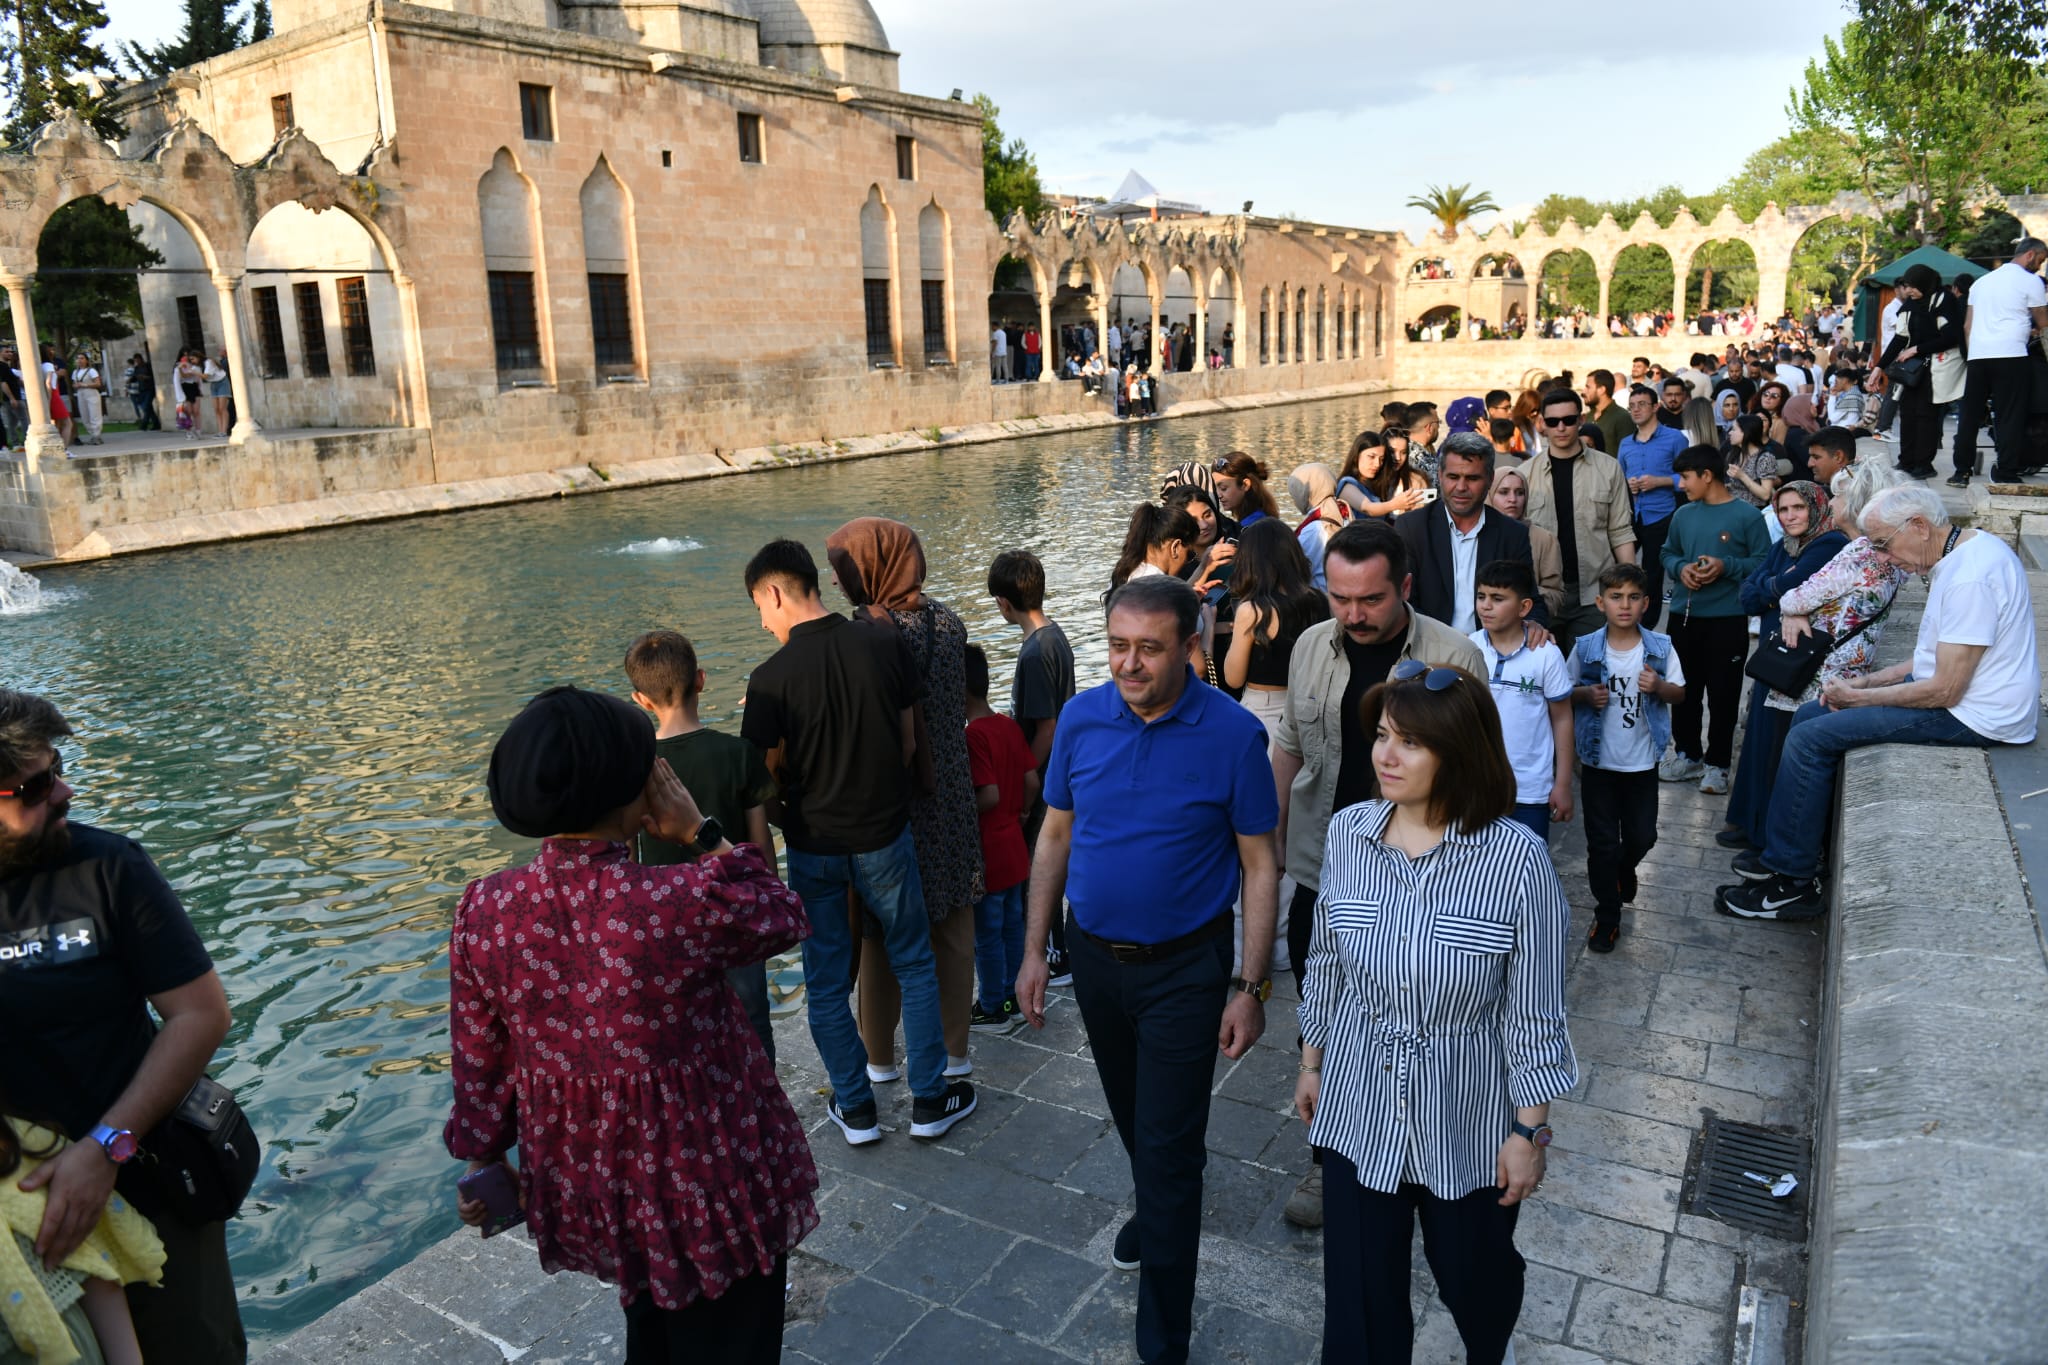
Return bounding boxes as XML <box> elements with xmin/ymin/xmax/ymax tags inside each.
<box><xmin>457</xmin><ymin>1163</ymin><xmax>523</xmax><ymax>1238</ymax></box>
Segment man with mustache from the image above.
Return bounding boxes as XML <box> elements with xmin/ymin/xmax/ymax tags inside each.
<box><xmin>0</xmin><ymin>689</ymin><xmax>243</xmax><ymax>1362</ymax></box>
<box><xmin>1267</xmin><ymin>521</ymin><xmax>1484</xmax><ymax>1229</ymax></box>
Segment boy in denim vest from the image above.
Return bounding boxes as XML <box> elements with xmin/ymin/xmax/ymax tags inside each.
<box><xmin>1569</xmin><ymin>563</ymin><xmax>1686</xmax><ymax>953</ymax></box>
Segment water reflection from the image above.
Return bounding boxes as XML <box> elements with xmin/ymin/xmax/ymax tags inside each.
<box><xmin>1</xmin><ymin>390</ymin><xmax>1431</xmax><ymax>1337</ymax></box>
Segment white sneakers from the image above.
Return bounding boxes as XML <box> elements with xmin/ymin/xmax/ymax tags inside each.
<box><xmin>869</xmin><ymin>1056</ymin><xmax>973</xmax><ymax>1082</ymax></box>
<box><xmin>1698</xmin><ymin>765</ymin><xmax>1731</xmax><ymax>795</ymax></box>
<box><xmin>1658</xmin><ymin>754</ymin><xmax>1706</xmax><ymax>783</ymax></box>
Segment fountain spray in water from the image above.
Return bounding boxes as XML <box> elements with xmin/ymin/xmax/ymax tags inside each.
<box><xmin>0</xmin><ymin>559</ymin><xmax>46</xmax><ymax>614</ymax></box>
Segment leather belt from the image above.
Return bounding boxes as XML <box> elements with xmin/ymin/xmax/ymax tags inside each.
<box><xmin>1072</xmin><ymin>910</ymin><xmax>1231</xmax><ymax>965</ymax></box>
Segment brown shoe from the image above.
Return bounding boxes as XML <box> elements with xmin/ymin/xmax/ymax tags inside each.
<box><xmin>1283</xmin><ymin>1166</ymin><xmax>1324</xmax><ymax>1228</ymax></box>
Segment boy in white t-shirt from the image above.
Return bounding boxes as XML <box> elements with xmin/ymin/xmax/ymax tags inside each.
<box><xmin>1569</xmin><ymin>563</ymin><xmax>1686</xmax><ymax>953</ymax></box>
<box><xmin>1471</xmin><ymin>559</ymin><xmax>1574</xmax><ymax>843</ymax></box>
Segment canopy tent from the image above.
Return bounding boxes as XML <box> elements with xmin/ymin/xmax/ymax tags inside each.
<box><xmin>1853</xmin><ymin>245</ymin><xmax>1988</xmax><ymax>343</ymax></box>
<box><xmin>1075</xmin><ymin>170</ymin><xmax>1204</xmax><ymax>221</ymax></box>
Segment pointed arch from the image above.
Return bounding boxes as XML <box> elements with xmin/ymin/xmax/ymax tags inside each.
<box><xmin>860</xmin><ymin>184</ymin><xmax>898</xmax><ymax>367</ymax></box>
<box><xmin>478</xmin><ymin>147</ymin><xmax>549</xmax><ymax>382</ymax></box>
<box><xmin>579</xmin><ymin>155</ymin><xmax>641</xmax><ymax>376</ymax></box>
<box><xmin>917</xmin><ymin>199</ymin><xmax>951</xmax><ymax>365</ymax></box>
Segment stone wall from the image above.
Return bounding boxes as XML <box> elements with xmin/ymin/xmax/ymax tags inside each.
<box><xmin>1393</xmin><ymin>335</ymin><xmax>1735</xmax><ymax>391</ymax></box>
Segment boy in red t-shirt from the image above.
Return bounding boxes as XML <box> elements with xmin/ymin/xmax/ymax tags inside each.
<box><xmin>963</xmin><ymin>644</ymin><xmax>1040</xmax><ymax>1032</ymax></box>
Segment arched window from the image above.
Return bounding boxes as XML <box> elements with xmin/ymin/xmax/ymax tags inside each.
<box><xmin>1316</xmin><ymin>285</ymin><xmax>1327</xmax><ymax>362</ymax></box>
<box><xmin>918</xmin><ymin>202</ymin><xmax>949</xmax><ymax>364</ymax></box>
<box><xmin>479</xmin><ymin>148</ymin><xmax>547</xmax><ymax>382</ymax></box>
<box><xmin>579</xmin><ymin>157</ymin><xmax>637</xmax><ymax>376</ymax></box>
<box><xmin>1295</xmin><ymin>288</ymin><xmax>1306</xmax><ymax>363</ymax></box>
<box><xmin>1276</xmin><ymin>282</ymin><xmax>1287</xmax><ymax>364</ymax></box>
<box><xmin>860</xmin><ymin>186</ymin><xmax>896</xmax><ymax>367</ymax></box>
<box><xmin>1334</xmin><ymin>286</ymin><xmax>1345</xmax><ymax>360</ymax></box>
<box><xmin>1351</xmin><ymin>295</ymin><xmax>1362</xmax><ymax>359</ymax></box>
<box><xmin>1259</xmin><ymin>287</ymin><xmax>1271</xmax><ymax>365</ymax></box>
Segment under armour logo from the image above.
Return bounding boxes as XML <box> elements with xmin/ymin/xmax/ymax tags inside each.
<box><xmin>57</xmin><ymin>929</ymin><xmax>92</xmax><ymax>951</ymax></box>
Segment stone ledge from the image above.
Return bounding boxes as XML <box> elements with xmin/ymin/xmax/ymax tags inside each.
<box><xmin>1808</xmin><ymin>720</ymin><xmax>2048</xmax><ymax>1360</ymax></box>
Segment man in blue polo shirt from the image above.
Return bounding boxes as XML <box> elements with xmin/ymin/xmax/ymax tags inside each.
<box><xmin>1617</xmin><ymin>383</ymin><xmax>1689</xmax><ymax>628</ymax></box>
<box><xmin>1016</xmin><ymin>575</ymin><xmax>1279</xmax><ymax>1365</ymax></box>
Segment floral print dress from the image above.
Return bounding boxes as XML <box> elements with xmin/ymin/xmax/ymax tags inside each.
<box><xmin>879</xmin><ymin>599</ymin><xmax>986</xmax><ymax>919</ymax></box>
<box><xmin>1771</xmin><ymin>537</ymin><xmax>1909</xmax><ymax>711</ymax></box>
<box><xmin>444</xmin><ymin>839</ymin><xmax>818</xmax><ymax>1309</ymax></box>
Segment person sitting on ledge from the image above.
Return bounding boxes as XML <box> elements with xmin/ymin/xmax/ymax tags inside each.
<box><xmin>445</xmin><ymin>685</ymin><xmax>816</xmax><ymax>1363</ymax></box>
<box><xmin>1717</xmin><ymin>484</ymin><xmax>2041</xmax><ymax>922</ymax></box>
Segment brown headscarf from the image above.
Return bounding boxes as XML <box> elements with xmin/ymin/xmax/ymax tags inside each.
<box><xmin>1773</xmin><ymin>479</ymin><xmax>1835</xmax><ymax>556</ymax></box>
<box><xmin>826</xmin><ymin>517</ymin><xmax>926</xmax><ymax>612</ymax></box>
<box><xmin>1782</xmin><ymin>394</ymin><xmax>1821</xmax><ymax>434</ymax></box>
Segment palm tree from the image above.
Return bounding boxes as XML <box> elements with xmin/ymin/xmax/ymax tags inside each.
<box><xmin>1406</xmin><ymin>183</ymin><xmax>1502</xmax><ymax>238</ymax></box>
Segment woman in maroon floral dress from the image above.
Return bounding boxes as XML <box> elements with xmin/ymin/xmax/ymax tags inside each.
<box><xmin>444</xmin><ymin>685</ymin><xmax>816</xmax><ymax>1364</ymax></box>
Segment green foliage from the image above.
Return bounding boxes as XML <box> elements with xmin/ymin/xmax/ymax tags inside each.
<box><xmin>1609</xmin><ymin>244</ymin><xmax>1677</xmax><ymax>316</ymax></box>
<box><xmin>1405</xmin><ymin>182</ymin><xmax>1500</xmax><ymax>237</ymax></box>
<box><xmin>1685</xmin><ymin>240</ymin><xmax>1760</xmax><ymax>312</ymax></box>
<box><xmin>0</xmin><ymin>0</ymin><xmax>122</xmax><ymax>142</ymax></box>
<box><xmin>1947</xmin><ymin>205</ymin><xmax>2029</xmax><ymax>264</ymax></box>
<box><xmin>1535</xmin><ymin>249</ymin><xmax>1599</xmax><ymax>317</ymax></box>
<box><xmin>974</xmin><ymin>93</ymin><xmax>1043</xmax><ymax>227</ymax></box>
<box><xmin>31</xmin><ymin>195</ymin><xmax>164</xmax><ymax>349</ymax></box>
<box><xmin>121</xmin><ymin>0</ymin><xmax>268</xmax><ymax>78</ymax></box>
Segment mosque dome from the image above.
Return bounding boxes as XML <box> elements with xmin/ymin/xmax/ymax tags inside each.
<box><xmin>747</xmin><ymin>0</ymin><xmax>893</xmax><ymax>54</ymax></box>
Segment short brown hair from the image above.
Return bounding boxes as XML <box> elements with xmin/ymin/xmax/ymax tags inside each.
<box><xmin>0</xmin><ymin>690</ymin><xmax>71</xmax><ymax>785</ymax></box>
<box><xmin>1358</xmin><ymin>666</ymin><xmax>1514</xmax><ymax>834</ymax></box>
<box><xmin>623</xmin><ymin>630</ymin><xmax>699</xmax><ymax>705</ymax></box>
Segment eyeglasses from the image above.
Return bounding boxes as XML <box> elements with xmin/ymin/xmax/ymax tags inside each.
<box><xmin>1540</xmin><ymin>414</ymin><xmax>1579</xmax><ymax>428</ymax></box>
<box><xmin>1391</xmin><ymin>660</ymin><xmax>1463</xmax><ymax>690</ymax></box>
<box><xmin>0</xmin><ymin>755</ymin><xmax>63</xmax><ymax>807</ymax></box>
<box><xmin>1867</xmin><ymin>520</ymin><xmax>1915</xmax><ymax>553</ymax></box>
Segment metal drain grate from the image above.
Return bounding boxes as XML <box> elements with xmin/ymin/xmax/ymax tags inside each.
<box><xmin>1688</xmin><ymin>1117</ymin><xmax>1810</xmax><ymax>1240</ymax></box>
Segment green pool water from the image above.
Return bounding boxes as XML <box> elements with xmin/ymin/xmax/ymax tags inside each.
<box><xmin>1</xmin><ymin>389</ymin><xmax>1419</xmax><ymax>1337</ymax></box>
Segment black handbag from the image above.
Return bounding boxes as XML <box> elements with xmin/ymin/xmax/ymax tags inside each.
<box><xmin>1884</xmin><ymin>355</ymin><xmax>1930</xmax><ymax>389</ymax></box>
<box><xmin>140</xmin><ymin>1076</ymin><xmax>261</xmax><ymax>1224</ymax></box>
<box><xmin>1745</xmin><ymin>601</ymin><xmax>1891</xmax><ymax>696</ymax></box>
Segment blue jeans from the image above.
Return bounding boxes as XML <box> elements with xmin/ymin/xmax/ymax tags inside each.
<box><xmin>1509</xmin><ymin>803</ymin><xmax>1550</xmax><ymax>842</ymax></box>
<box><xmin>785</xmin><ymin>825</ymin><xmax>947</xmax><ymax>1105</ymax></box>
<box><xmin>972</xmin><ymin>883</ymin><xmax>1024</xmax><ymax>1013</ymax></box>
<box><xmin>1760</xmin><ymin>700</ymin><xmax>1991</xmax><ymax>879</ymax></box>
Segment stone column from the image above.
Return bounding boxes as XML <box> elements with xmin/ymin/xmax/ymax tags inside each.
<box><xmin>1</xmin><ymin>274</ymin><xmax>60</xmax><ymax>470</ymax></box>
<box><xmin>1035</xmin><ymin>276</ymin><xmax>1054</xmax><ymax>384</ymax></box>
<box><xmin>212</xmin><ymin>274</ymin><xmax>263</xmax><ymax>440</ymax></box>
<box><xmin>1149</xmin><ymin>282</ymin><xmax>1162</xmax><ymax>374</ymax></box>
<box><xmin>1193</xmin><ymin>287</ymin><xmax>1208</xmax><ymax>375</ymax></box>
<box><xmin>1093</xmin><ymin>277</ymin><xmax>1109</xmax><ymax>375</ymax></box>
<box><xmin>1672</xmin><ymin>263</ymin><xmax>1688</xmax><ymax>329</ymax></box>
<box><xmin>1596</xmin><ymin>268</ymin><xmax>1612</xmax><ymax>328</ymax></box>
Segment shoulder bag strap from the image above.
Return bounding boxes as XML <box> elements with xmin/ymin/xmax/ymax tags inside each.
<box><xmin>1821</xmin><ymin>594</ymin><xmax>1895</xmax><ymax>654</ymax></box>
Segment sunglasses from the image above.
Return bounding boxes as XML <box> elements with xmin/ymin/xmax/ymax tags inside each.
<box><xmin>0</xmin><ymin>755</ymin><xmax>63</xmax><ymax>807</ymax></box>
<box><xmin>1540</xmin><ymin>414</ymin><xmax>1579</xmax><ymax>428</ymax></box>
<box><xmin>1391</xmin><ymin>660</ymin><xmax>1462</xmax><ymax>690</ymax></box>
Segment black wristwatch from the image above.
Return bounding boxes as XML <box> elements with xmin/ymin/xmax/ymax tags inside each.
<box><xmin>691</xmin><ymin>817</ymin><xmax>726</xmax><ymax>854</ymax></box>
<box><xmin>1511</xmin><ymin>1120</ymin><xmax>1554</xmax><ymax>1149</ymax></box>
<box><xmin>1228</xmin><ymin>977</ymin><xmax>1272</xmax><ymax>1002</ymax></box>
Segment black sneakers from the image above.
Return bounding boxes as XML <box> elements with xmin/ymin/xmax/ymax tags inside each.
<box><xmin>1731</xmin><ymin>848</ymin><xmax>1772</xmax><ymax>881</ymax></box>
<box><xmin>1045</xmin><ymin>948</ymin><xmax>1074</xmax><ymax>987</ymax></box>
<box><xmin>1111</xmin><ymin>1218</ymin><xmax>1140</xmax><ymax>1271</ymax></box>
<box><xmin>828</xmin><ymin>1098</ymin><xmax>882</xmax><ymax>1146</ymax></box>
<box><xmin>909</xmin><ymin>1081</ymin><xmax>977</xmax><ymax>1139</ymax></box>
<box><xmin>1716</xmin><ymin>875</ymin><xmax>1825</xmax><ymax>921</ymax></box>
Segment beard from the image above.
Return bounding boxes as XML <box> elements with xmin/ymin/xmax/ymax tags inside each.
<box><xmin>0</xmin><ymin>802</ymin><xmax>71</xmax><ymax>879</ymax></box>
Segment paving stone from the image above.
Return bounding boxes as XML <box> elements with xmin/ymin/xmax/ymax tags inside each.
<box><xmin>1513</xmin><ymin>1341</ymin><xmax>1611</xmax><ymax>1364</ymax></box>
<box><xmin>1564</xmin><ymin>960</ymin><xmax>1659</xmax><ymax>1027</ymax></box>
<box><xmin>267</xmin><ymin>1282</ymin><xmax>508</xmax><ymax>1364</ymax></box>
<box><xmin>1057</xmin><ymin>1130</ymin><xmax>1136</xmax><ymax>1204</ymax></box>
<box><xmin>866</xmin><ymin>1209</ymin><xmax>1015</xmax><ymax>1305</ymax></box>
<box><xmin>1566</xmin><ymin>1017</ymin><xmax>1709</xmax><ymax>1082</ymax></box>
<box><xmin>1646</xmin><ymin>974</ymin><xmax>1743</xmax><ymax>1045</ymax></box>
<box><xmin>973</xmin><ymin>1101</ymin><xmax>1112</xmax><ymax>1181</ymax></box>
<box><xmin>1585</xmin><ymin>1063</ymin><xmax>1767</xmax><ymax>1127</ymax></box>
<box><xmin>1514</xmin><ymin>1201</ymin><xmax>1667</xmax><ymax>1293</ymax></box>
<box><xmin>1661</xmin><ymin>1235</ymin><xmax>1740</xmax><ymax>1310</ymax></box>
<box><xmin>801</xmin><ymin>1179</ymin><xmax>934</xmax><ymax>1272</ymax></box>
<box><xmin>1190</xmin><ymin>1299</ymin><xmax>1320</xmax><ymax>1364</ymax></box>
<box><xmin>1704</xmin><ymin>1042</ymin><xmax>1814</xmax><ymax>1101</ymax></box>
<box><xmin>1536</xmin><ymin>1151</ymin><xmax>1684</xmax><ymax>1232</ymax></box>
<box><xmin>1568</xmin><ymin>1279</ymin><xmax>1730</xmax><ymax>1365</ymax></box>
<box><xmin>960</xmin><ymin>1034</ymin><xmax>1057</xmax><ymax>1092</ymax></box>
<box><xmin>1675</xmin><ymin>1210</ymin><xmax>1742</xmax><ymax>1248</ymax></box>
<box><xmin>1546</xmin><ymin>1098</ymin><xmax>1696</xmax><ymax>1173</ymax></box>
<box><xmin>1018</xmin><ymin>1052</ymin><xmax>1113</xmax><ymax>1117</ymax></box>
<box><xmin>1202</xmin><ymin>1095</ymin><xmax>1293</xmax><ymax>1163</ymax></box>
<box><xmin>954</xmin><ymin>1239</ymin><xmax>1109</xmax><ymax>1340</ymax></box>
<box><xmin>1055</xmin><ymin>1276</ymin><xmax>1143</xmax><ymax>1363</ymax></box>
<box><xmin>1519</xmin><ymin>1261</ymin><xmax>1579</xmax><ymax>1341</ymax></box>
<box><xmin>1212</xmin><ymin>1041</ymin><xmax>1301</xmax><ymax>1108</ymax></box>
<box><xmin>1665</xmin><ymin>939</ymin><xmax>1822</xmax><ymax>994</ymax></box>
<box><xmin>1198</xmin><ymin>1160</ymin><xmax>1293</xmax><ymax>1240</ymax></box>
<box><xmin>876</xmin><ymin>1306</ymin><xmax>1069</xmax><ymax>1362</ymax></box>
<box><xmin>779</xmin><ymin>1275</ymin><xmax>929</xmax><ymax>1362</ymax></box>
<box><xmin>1734</xmin><ymin>984</ymin><xmax>1818</xmax><ymax>1058</ymax></box>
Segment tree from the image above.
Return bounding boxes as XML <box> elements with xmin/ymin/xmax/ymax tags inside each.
<box><xmin>1405</xmin><ymin>182</ymin><xmax>1500</xmax><ymax>237</ymax></box>
<box><xmin>120</xmin><ymin>0</ymin><xmax>267</xmax><ymax>79</ymax></box>
<box><xmin>974</xmin><ymin>93</ymin><xmax>1043</xmax><ymax>226</ymax></box>
<box><xmin>1</xmin><ymin>0</ymin><xmax>121</xmax><ymax>143</ymax></box>
<box><xmin>31</xmin><ymin>195</ymin><xmax>162</xmax><ymax>355</ymax></box>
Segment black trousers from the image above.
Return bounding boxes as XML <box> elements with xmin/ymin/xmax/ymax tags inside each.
<box><xmin>1070</xmin><ymin>916</ymin><xmax>1230</xmax><ymax>1365</ymax></box>
<box><xmin>1634</xmin><ymin>516</ymin><xmax>1672</xmax><ymax>629</ymax></box>
<box><xmin>1549</xmin><ymin>598</ymin><xmax>1606</xmax><ymax>661</ymax></box>
<box><xmin>1581</xmin><ymin>766</ymin><xmax>1658</xmax><ymax>928</ymax></box>
<box><xmin>623</xmin><ymin>1257</ymin><xmax>786</xmax><ymax>1364</ymax></box>
<box><xmin>1952</xmin><ymin>357</ymin><xmax>2037</xmax><ymax>478</ymax></box>
<box><xmin>1896</xmin><ymin>379</ymin><xmax>1945</xmax><ymax>474</ymax></box>
<box><xmin>1320</xmin><ymin>1149</ymin><xmax>1522</xmax><ymax>1365</ymax></box>
<box><xmin>117</xmin><ymin>1171</ymin><xmax>247</xmax><ymax>1364</ymax></box>
<box><xmin>1668</xmin><ymin>613</ymin><xmax>1750</xmax><ymax>769</ymax></box>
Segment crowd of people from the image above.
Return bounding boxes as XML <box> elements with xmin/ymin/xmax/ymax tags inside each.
<box><xmin>0</xmin><ymin>343</ymin><xmax>227</xmax><ymax>455</ymax></box>
<box><xmin>3</xmin><ymin>244</ymin><xmax>2044</xmax><ymax>1365</ymax></box>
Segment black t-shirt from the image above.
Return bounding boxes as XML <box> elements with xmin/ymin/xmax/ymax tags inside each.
<box><xmin>1011</xmin><ymin>622</ymin><xmax>1076</xmax><ymax>752</ymax></box>
<box><xmin>1549</xmin><ymin>456</ymin><xmax>1581</xmax><ymax>591</ymax></box>
<box><xmin>637</xmin><ymin>729</ymin><xmax>776</xmax><ymax>865</ymax></box>
<box><xmin>0</xmin><ymin>823</ymin><xmax>215</xmax><ymax>1137</ymax></box>
<box><xmin>1334</xmin><ymin>623</ymin><xmax>1408</xmax><ymax>812</ymax></box>
<box><xmin>742</xmin><ymin>614</ymin><xmax>921</xmax><ymax>856</ymax></box>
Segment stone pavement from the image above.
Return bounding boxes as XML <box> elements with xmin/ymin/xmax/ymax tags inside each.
<box><xmin>260</xmin><ymin>741</ymin><xmax>1823</xmax><ymax>1364</ymax></box>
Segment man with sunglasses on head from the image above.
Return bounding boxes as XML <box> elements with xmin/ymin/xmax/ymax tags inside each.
<box><xmin>0</xmin><ymin>689</ymin><xmax>245</xmax><ymax>1363</ymax></box>
<box><xmin>1519</xmin><ymin>389</ymin><xmax>1639</xmax><ymax>656</ymax></box>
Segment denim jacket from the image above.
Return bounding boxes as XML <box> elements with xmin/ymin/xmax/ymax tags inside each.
<box><xmin>1570</xmin><ymin>625</ymin><xmax>1673</xmax><ymax>768</ymax></box>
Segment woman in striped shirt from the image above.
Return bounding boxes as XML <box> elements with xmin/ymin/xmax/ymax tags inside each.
<box><xmin>1295</xmin><ymin>661</ymin><xmax>1578</xmax><ymax>1364</ymax></box>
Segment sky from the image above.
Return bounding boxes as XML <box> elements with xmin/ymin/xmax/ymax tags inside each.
<box><xmin>97</xmin><ymin>0</ymin><xmax>1853</xmax><ymax>241</ymax></box>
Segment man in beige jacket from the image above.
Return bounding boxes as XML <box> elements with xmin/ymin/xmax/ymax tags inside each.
<box><xmin>1519</xmin><ymin>386</ymin><xmax>1639</xmax><ymax>653</ymax></box>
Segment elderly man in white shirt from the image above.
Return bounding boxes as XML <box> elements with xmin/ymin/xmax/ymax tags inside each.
<box><xmin>1951</xmin><ymin>239</ymin><xmax>2048</xmax><ymax>481</ymax></box>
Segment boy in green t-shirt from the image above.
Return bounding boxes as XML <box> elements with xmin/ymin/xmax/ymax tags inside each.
<box><xmin>625</xmin><ymin>630</ymin><xmax>781</xmax><ymax>1060</ymax></box>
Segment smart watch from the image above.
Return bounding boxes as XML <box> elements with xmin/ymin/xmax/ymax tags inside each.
<box><xmin>1228</xmin><ymin>977</ymin><xmax>1272</xmax><ymax>1002</ymax></box>
<box><xmin>1511</xmin><ymin>1121</ymin><xmax>1554</xmax><ymax>1149</ymax></box>
<box><xmin>88</xmin><ymin>1124</ymin><xmax>139</xmax><ymax>1165</ymax></box>
<box><xmin>691</xmin><ymin>817</ymin><xmax>726</xmax><ymax>854</ymax></box>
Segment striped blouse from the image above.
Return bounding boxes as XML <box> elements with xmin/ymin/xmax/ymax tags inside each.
<box><xmin>1299</xmin><ymin>800</ymin><xmax>1579</xmax><ymax>1198</ymax></box>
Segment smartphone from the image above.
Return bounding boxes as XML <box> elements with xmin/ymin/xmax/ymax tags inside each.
<box><xmin>457</xmin><ymin>1163</ymin><xmax>523</xmax><ymax>1238</ymax></box>
<box><xmin>1416</xmin><ymin>487</ymin><xmax>1440</xmax><ymax>504</ymax></box>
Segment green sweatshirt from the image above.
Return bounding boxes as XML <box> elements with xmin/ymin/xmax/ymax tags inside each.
<box><xmin>1661</xmin><ymin>495</ymin><xmax>1771</xmax><ymax>618</ymax></box>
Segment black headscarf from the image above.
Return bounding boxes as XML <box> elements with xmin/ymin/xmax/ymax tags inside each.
<box><xmin>487</xmin><ymin>685</ymin><xmax>654</xmax><ymax>838</ymax></box>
